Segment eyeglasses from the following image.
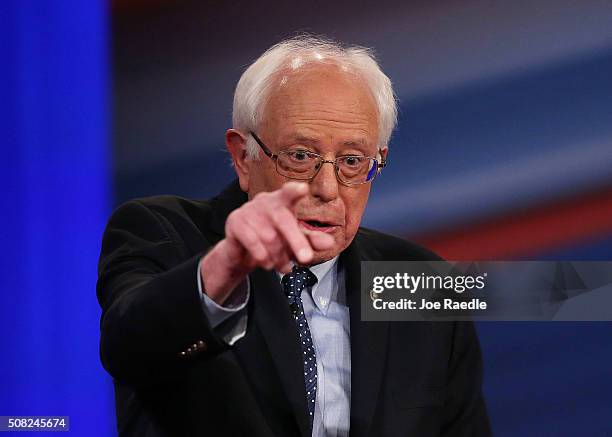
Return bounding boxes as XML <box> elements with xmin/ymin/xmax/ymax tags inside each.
<box><xmin>249</xmin><ymin>131</ymin><xmax>387</xmax><ymax>186</ymax></box>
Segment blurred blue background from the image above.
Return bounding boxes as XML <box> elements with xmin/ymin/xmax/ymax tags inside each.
<box><xmin>1</xmin><ymin>0</ymin><xmax>115</xmax><ymax>435</ymax></box>
<box><xmin>2</xmin><ymin>0</ymin><xmax>611</xmax><ymax>435</ymax></box>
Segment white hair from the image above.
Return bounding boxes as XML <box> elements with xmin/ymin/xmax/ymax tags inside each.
<box><xmin>232</xmin><ymin>35</ymin><xmax>398</xmax><ymax>159</ymax></box>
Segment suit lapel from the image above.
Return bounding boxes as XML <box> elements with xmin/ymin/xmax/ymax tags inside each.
<box><xmin>250</xmin><ymin>268</ymin><xmax>311</xmax><ymax>437</ymax></box>
<box><xmin>344</xmin><ymin>237</ymin><xmax>390</xmax><ymax>437</ymax></box>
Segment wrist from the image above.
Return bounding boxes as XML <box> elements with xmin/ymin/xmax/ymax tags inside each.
<box><xmin>200</xmin><ymin>241</ymin><xmax>249</xmax><ymax>305</ymax></box>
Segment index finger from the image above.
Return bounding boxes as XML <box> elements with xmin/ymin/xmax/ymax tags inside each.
<box><xmin>274</xmin><ymin>181</ymin><xmax>309</xmax><ymax>208</ymax></box>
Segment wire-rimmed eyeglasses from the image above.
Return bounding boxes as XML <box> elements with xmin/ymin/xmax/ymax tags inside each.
<box><xmin>249</xmin><ymin>131</ymin><xmax>386</xmax><ymax>186</ymax></box>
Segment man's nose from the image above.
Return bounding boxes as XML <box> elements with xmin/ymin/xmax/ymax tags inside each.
<box><xmin>310</xmin><ymin>160</ymin><xmax>339</xmax><ymax>202</ymax></box>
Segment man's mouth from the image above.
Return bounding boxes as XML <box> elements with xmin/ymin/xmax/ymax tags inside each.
<box><xmin>298</xmin><ymin>219</ymin><xmax>339</xmax><ymax>233</ymax></box>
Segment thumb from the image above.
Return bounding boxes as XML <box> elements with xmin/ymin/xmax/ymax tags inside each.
<box><xmin>304</xmin><ymin>230</ymin><xmax>335</xmax><ymax>251</ymax></box>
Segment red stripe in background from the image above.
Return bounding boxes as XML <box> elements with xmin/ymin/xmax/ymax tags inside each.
<box><xmin>413</xmin><ymin>186</ymin><xmax>612</xmax><ymax>260</ymax></box>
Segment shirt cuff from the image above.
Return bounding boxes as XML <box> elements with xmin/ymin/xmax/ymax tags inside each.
<box><xmin>197</xmin><ymin>259</ymin><xmax>250</xmax><ymax>328</ymax></box>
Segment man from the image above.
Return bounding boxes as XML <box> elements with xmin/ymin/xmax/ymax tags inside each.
<box><xmin>98</xmin><ymin>36</ymin><xmax>490</xmax><ymax>436</ymax></box>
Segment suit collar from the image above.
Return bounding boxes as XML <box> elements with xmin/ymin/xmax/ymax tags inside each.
<box><xmin>209</xmin><ymin>179</ymin><xmax>247</xmax><ymax>237</ymax></box>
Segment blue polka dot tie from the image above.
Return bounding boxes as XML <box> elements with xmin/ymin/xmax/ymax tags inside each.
<box><xmin>281</xmin><ymin>266</ymin><xmax>318</xmax><ymax>430</ymax></box>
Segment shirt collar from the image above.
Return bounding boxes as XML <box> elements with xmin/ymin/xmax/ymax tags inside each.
<box><xmin>309</xmin><ymin>256</ymin><xmax>339</xmax><ymax>315</ymax></box>
<box><xmin>277</xmin><ymin>256</ymin><xmax>340</xmax><ymax>315</ymax></box>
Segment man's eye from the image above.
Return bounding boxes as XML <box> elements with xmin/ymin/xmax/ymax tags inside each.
<box><xmin>289</xmin><ymin>150</ymin><xmax>311</xmax><ymax>161</ymax></box>
<box><xmin>343</xmin><ymin>156</ymin><xmax>363</xmax><ymax>166</ymax></box>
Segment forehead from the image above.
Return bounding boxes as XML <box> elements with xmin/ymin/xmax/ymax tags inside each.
<box><xmin>260</xmin><ymin>64</ymin><xmax>379</xmax><ymax>149</ymax></box>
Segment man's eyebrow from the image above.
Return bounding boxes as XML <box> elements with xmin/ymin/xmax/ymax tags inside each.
<box><xmin>284</xmin><ymin>134</ymin><xmax>372</xmax><ymax>154</ymax></box>
<box><xmin>341</xmin><ymin>139</ymin><xmax>367</xmax><ymax>147</ymax></box>
<box><xmin>292</xmin><ymin>135</ymin><xmax>320</xmax><ymax>144</ymax></box>
<box><xmin>290</xmin><ymin>135</ymin><xmax>368</xmax><ymax>147</ymax></box>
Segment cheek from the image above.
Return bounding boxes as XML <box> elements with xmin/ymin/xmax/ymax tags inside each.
<box><xmin>341</xmin><ymin>188</ymin><xmax>370</xmax><ymax>240</ymax></box>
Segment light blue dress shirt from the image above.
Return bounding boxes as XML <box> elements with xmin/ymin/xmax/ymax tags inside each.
<box><xmin>198</xmin><ymin>257</ymin><xmax>351</xmax><ymax>437</ymax></box>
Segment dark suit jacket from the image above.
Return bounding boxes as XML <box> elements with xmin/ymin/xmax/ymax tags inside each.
<box><xmin>97</xmin><ymin>180</ymin><xmax>491</xmax><ymax>437</ymax></box>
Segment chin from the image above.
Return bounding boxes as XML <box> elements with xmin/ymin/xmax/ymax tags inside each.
<box><xmin>309</xmin><ymin>242</ymin><xmax>349</xmax><ymax>266</ymax></box>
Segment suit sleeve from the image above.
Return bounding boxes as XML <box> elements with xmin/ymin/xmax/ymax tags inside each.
<box><xmin>441</xmin><ymin>321</ymin><xmax>492</xmax><ymax>436</ymax></box>
<box><xmin>198</xmin><ymin>266</ymin><xmax>250</xmax><ymax>345</ymax></box>
<box><xmin>97</xmin><ymin>200</ymin><xmax>230</xmax><ymax>387</ymax></box>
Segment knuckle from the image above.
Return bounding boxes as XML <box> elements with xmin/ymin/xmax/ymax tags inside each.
<box><xmin>260</xmin><ymin>229</ymin><xmax>276</xmax><ymax>245</ymax></box>
<box><xmin>253</xmin><ymin>252</ymin><xmax>267</xmax><ymax>264</ymax></box>
<box><xmin>261</xmin><ymin>256</ymin><xmax>274</xmax><ymax>269</ymax></box>
<box><xmin>237</xmin><ymin>227</ymin><xmax>257</xmax><ymax>245</ymax></box>
<box><xmin>226</xmin><ymin>209</ymin><xmax>242</xmax><ymax>225</ymax></box>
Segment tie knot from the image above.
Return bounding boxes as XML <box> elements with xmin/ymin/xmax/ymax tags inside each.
<box><xmin>281</xmin><ymin>266</ymin><xmax>318</xmax><ymax>296</ymax></box>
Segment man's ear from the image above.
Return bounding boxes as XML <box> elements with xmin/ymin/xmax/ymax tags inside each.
<box><xmin>378</xmin><ymin>147</ymin><xmax>389</xmax><ymax>167</ymax></box>
<box><xmin>226</xmin><ymin>129</ymin><xmax>251</xmax><ymax>192</ymax></box>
